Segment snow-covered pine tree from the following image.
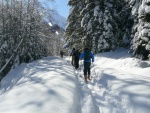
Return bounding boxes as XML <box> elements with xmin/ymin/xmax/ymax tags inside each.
<box><xmin>112</xmin><ymin>0</ymin><xmax>133</xmax><ymax>48</ymax></box>
<box><xmin>66</xmin><ymin>0</ymin><xmax>150</xmax><ymax>60</ymax></box>
<box><xmin>80</xmin><ymin>0</ymin><xmax>98</xmax><ymax>51</ymax></box>
<box><xmin>98</xmin><ymin>1</ymin><xmax>117</xmax><ymax>52</ymax></box>
<box><xmin>81</xmin><ymin>0</ymin><xmax>118</xmax><ymax>53</ymax></box>
<box><xmin>128</xmin><ymin>0</ymin><xmax>141</xmax><ymax>55</ymax></box>
<box><xmin>132</xmin><ymin>0</ymin><xmax>150</xmax><ymax>60</ymax></box>
<box><xmin>125</xmin><ymin>0</ymin><xmax>141</xmax><ymax>48</ymax></box>
<box><xmin>66</xmin><ymin>0</ymin><xmax>133</xmax><ymax>53</ymax></box>
<box><xmin>65</xmin><ymin>0</ymin><xmax>84</xmax><ymax>50</ymax></box>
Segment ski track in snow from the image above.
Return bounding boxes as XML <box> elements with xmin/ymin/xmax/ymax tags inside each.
<box><xmin>73</xmin><ymin>55</ymin><xmax>150</xmax><ymax>113</ymax></box>
<box><xmin>1</xmin><ymin>49</ymin><xmax>150</xmax><ymax>113</ymax></box>
<box><xmin>76</xmin><ymin>65</ymin><xmax>134</xmax><ymax>113</ymax></box>
<box><xmin>72</xmin><ymin>60</ymin><xmax>100</xmax><ymax>113</ymax></box>
<box><xmin>74</xmin><ymin>70</ymin><xmax>99</xmax><ymax>113</ymax></box>
<box><xmin>73</xmin><ymin>63</ymin><xmax>124</xmax><ymax>113</ymax></box>
<box><xmin>90</xmin><ymin>67</ymin><xmax>132</xmax><ymax>113</ymax></box>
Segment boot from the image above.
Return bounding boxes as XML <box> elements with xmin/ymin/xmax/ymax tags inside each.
<box><xmin>84</xmin><ymin>75</ymin><xmax>88</xmax><ymax>83</ymax></box>
<box><xmin>88</xmin><ymin>75</ymin><xmax>91</xmax><ymax>80</ymax></box>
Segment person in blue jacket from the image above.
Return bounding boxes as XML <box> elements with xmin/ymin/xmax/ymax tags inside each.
<box><xmin>79</xmin><ymin>48</ymin><xmax>94</xmax><ymax>82</ymax></box>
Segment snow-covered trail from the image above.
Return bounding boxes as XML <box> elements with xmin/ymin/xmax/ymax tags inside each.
<box><xmin>0</xmin><ymin>48</ymin><xmax>150</xmax><ymax>113</ymax></box>
<box><xmin>77</xmin><ymin>49</ymin><xmax>150</xmax><ymax>113</ymax></box>
<box><xmin>75</xmin><ymin>69</ymin><xmax>100</xmax><ymax>113</ymax></box>
<box><xmin>0</xmin><ymin>56</ymin><xmax>100</xmax><ymax>113</ymax></box>
<box><xmin>66</xmin><ymin>58</ymin><xmax>100</xmax><ymax>113</ymax></box>
<box><xmin>0</xmin><ymin>57</ymin><xmax>81</xmax><ymax>113</ymax></box>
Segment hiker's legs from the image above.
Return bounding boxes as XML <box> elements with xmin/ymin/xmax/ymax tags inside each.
<box><xmin>73</xmin><ymin>56</ymin><xmax>75</xmax><ymax>67</ymax></box>
<box><xmin>86</xmin><ymin>62</ymin><xmax>91</xmax><ymax>80</ymax></box>
<box><xmin>84</xmin><ymin>62</ymin><xmax>90</xmax><ymax>82</ymax></box>
<box><xmin>71</xmin><ymin>56</ymin><xmax>73</xmax><ymax>65</ymax></box>
<box><xmin>75</xmin><ymin>57</ymin><xmax>79</xmax><ymax>69</ymax></box>
<box><xmin>71</xmin><ymin>56</ymin><xmax>75</xmax><ymax>66</ymax></box>
<box><xmin>76</xmin><ymin>59</ymin><xmax>79</xmax><ymax>69</ymax></box>
<box><xmin>84</xmin><ymin>62</ymin><xmax>88</xmax><ymax>75</ymax></box>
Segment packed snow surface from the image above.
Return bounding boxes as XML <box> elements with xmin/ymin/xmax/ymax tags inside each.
<box><xmin>0</xmin><ymin>48</ymin><xmax>150</xmax><ymax>113</ymax></box>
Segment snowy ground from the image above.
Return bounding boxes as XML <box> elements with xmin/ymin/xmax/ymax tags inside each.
<box><xmin>0</xmin><ymin>48</ymin><xmax>150</xmax><ymax>113</ymax></box>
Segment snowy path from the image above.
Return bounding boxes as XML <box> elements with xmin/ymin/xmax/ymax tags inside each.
<box><xmin>0</xmin><ymin>57</ymin><xmax>80</xmax><ymax>113</ymax></box>
<box><xmin>77</xmin><ymin>49</ymin><xmax>150</xmax><ymax>113</ymax></box>
<box><xmin>0</xmin><ymin>48</ymin><xmax>150</xmax><ymax>113</ymax></box>
<box><xmin>0</xmin><ymin>56</ymin><xmax>100</xmax><ymax>113</ymax></box>
<box><xmin>75</xmin><ymin>69</ymin><xmax>100</xmax><ymax>113</ymax></box>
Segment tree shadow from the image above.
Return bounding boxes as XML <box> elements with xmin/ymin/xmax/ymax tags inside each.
<box><xmin>90</xmin><ymin>68</ymin><xmax>150</xmax><ymax>113</ymax></box>
<box><xmin>0</xmin><ymin>57</ymin><xmax>79</xmax><ymax>113</ymax></box>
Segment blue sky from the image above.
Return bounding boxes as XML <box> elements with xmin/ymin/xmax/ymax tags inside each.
<box><xmin>51</xmin><ymin>0</ymin><xmax>70</xmax><ymax>18</ymax></box>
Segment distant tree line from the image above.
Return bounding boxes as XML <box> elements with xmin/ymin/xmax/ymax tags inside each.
<box><xmin>66</xmin><ymin>0</ymin><xmax>150</xmax><ymax>60</ymax></box>
<box><xmin>0</xmin><ymin>0</ymin><xmax>65</xmax><ymax>79</ymax></box>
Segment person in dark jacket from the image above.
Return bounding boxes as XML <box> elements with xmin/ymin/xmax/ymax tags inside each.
<box><xmin>79</xmin><ymin>48</ymin><xmax>94</xmax><ymax>83</ymax></box>
<box><xmin>60</xmin><ymin>50</ymin><xmax>64</xmax><ymax>58</ymax></box>
<box><xmin>73</xmin><ymin>49</ymin><xmax>80</xmax><ymax>70</ymax></box>
<box><xmin>70</xmin><ymin>48</ymin><xmax>75</xmax><ymax>66</ymax></box>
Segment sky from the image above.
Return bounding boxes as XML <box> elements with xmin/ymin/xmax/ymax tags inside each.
<box><xmin>50</xmin><ymin>0</ymin><xmax>70</xmax><ymax>18</ymax></box>
<box><xmin>0</xmin><ymin>48</ymin><xmax>150</xmax><ymax>113</ymax></box>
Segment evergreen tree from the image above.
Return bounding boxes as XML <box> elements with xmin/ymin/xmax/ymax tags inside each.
<box><xmin>65</xmin><ymin>0</ymin><xmax>84</xmax><ymax>49</ymax></box>
<box><xmin>66</xmin><ymin>0</ymin><xmax>133</xmax><ymax>53</ymax></box>
<box><xmin>81</xmin><ymin>0</ymin><xmax>118</xmax><ymax>53</ymax></box>
<box><xmin>132</xmin><ymin>0</ymin><xmax>150</xmax><ymax>60</ymax></box>
<box><xmin>98</xmin><ymin>1</ymin><xmax>117</xmax><ymax>52</ymax></box>
<box><xmin>112</xmin><ymin>0</ymin><xmax>133</xmax><ymax>48</ymax></box>
<box><xmin>81</xmin><ymin>0</ymin><xmax>101</xmax><ymax>52</ymax></box>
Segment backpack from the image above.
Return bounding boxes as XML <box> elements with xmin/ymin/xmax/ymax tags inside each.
<box><xmin>84</xmin><ymin>51</ymin><xmax>91</xmax><ymax>60</ymax></box>
<box><xmin>60</xmin><ymin>51</ymin><xmax>63</xmax><ymax>55</ymax></box>
<box><xmin>74</xmin><ymin>51</ymin><xmax>80</xmax><ymax>57</ymax></box>
<box><xmin>70</xmin><ymin>49</ymin><xmax>75</xmax><ymax>56</ymax></box>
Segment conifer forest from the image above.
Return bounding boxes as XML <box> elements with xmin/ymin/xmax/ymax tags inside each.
<box><xmin>0</xmin><ymin>0</ymin><xmax>150</xmax><ymax>78</ymax></box>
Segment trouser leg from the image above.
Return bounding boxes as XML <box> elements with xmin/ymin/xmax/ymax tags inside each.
<box><xmin>75</xmin><ymin>61</ymin><xmax>79</xmax><ymax>69</ymax></box>
<box><xmin>71</xmin><ymin>56</ymin><xmax>75</xmax><ymax>66</ymax></box>
<box><xmin>84</xmin><ymin>62</ymin><xmax>88</xmax><ymax>75</ymax></box>
<box><xmin>84</xmin><ymin>62</ymin><xmax>91</xmax><ymax>80</ymax></box>
<box><xmin>76</xmin><ymin>60</ymin><xmax>79</xmax><ymax>69</ymax></box>
<box><xmin>84</xmin><ymin>62</ymin><xmax>91</xmax><ymax>81</ymax></box>
<box><xmin>88</xmin><ymin>62</ymin><xmax>91</xmax><ymax>80</ymax></box>
<box><xmin>71</xmin><ymin>57</ymin><xmax>73</xmax><ymax>65</ymax></box>
<box><xmin>75</xmin><ymin>57</ymin><xmax>79</xmax><ymax>69</ymax></box>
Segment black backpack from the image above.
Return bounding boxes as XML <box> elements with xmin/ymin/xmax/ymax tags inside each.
<box><xmin>74</xmin><ymin>51</ymin><xmax>80</xmax><ymax>57</ymax></box>
<box><xmin>84</xmin><ymin>51</ymin><xmax>91</xmax><ymax>60</ymax></box>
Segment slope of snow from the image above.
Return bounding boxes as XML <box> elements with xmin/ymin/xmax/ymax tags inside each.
<box><xmin>0</xmin><ymin>48</ymin><xmax>150</xmax><ymax>113</ymax></box>
<box><xmin>87</xmin><ymin>48</ymin><xmax>150</xmax><ymax>113</ymax></box>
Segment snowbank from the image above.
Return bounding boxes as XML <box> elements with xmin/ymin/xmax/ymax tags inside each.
<box><xmin>0</xmin><ymin>57</ymin><xmax>80</xmax><ymax>113</ymax></box>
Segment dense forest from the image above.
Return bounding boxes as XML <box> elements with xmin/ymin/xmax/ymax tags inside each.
<box><xmin>0</xmin><ymin>0</ymin><xmax>150</xmax><ymax>79</ymax></box>
<box><xmin>0</xmin><ymin>0</ymin><xmax>65</xmax><ymax>79</ymax></box>
<box><xmin>65</xmin><ymin>0</ymin><xmax>150</xmax><ymax>60</ymax></box>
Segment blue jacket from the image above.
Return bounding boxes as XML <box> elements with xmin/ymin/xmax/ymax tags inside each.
<box><xmin>79</xmin><ymin>51</ymin><xmax>94</xmax><ymax>62</ymax></box>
